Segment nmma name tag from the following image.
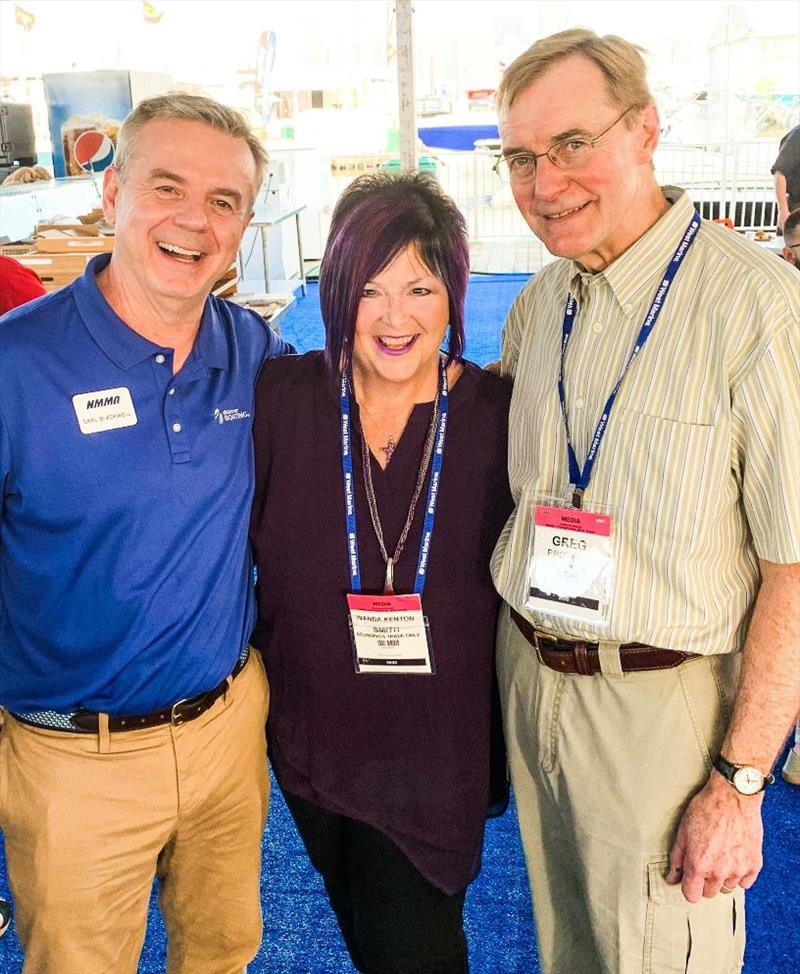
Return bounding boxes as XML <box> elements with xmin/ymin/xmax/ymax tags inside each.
<box><xmin>72</xmin><ymin>387</ymin><xmax>138</xmax><ymax>435</ymax></box>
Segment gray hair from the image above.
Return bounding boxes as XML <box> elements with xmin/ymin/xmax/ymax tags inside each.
<box><xmin>497</xmin><ymin>28</ymin><xmax>653</xmax><ymax>123</ymax></box>
<box><xmin>114</xmin><ymin>92</ymin><xmax>267</xmax><ymax>201</ymax></box>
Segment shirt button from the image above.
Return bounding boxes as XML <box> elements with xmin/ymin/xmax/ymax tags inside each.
<box><xmin>591</xmin><ymin>322</ymin><xmax>603</xmax><ymax>334</ymax></box>
<box><xmin>155</xmin><ymin>354</ymin><xmax>166</xmax><ymax>364</ymax></box>
<box><xmin>168</xmin><ymin>388</ymin><xmax>176</xmax><ymax>396</ymax></box>
<box><xmin>172</xmin><ymin>423</ymin><xmax>182</xmax><ymax>433</ymax></box>
<box><xmin>574</xmin><ymin>398</ymin><xmax>585</xmax><ymax>409</ymax></box>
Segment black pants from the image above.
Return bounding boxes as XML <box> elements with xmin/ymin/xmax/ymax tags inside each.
<box><xmin>283</xmin><ymin>791</ymin><xmax>469</xmax><ymax>974</ymax></box>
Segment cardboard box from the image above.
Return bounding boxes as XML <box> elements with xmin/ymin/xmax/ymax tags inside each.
<box><xmin>16</xmin><ymin>252</ymin><xmax>94</xmax><ymax>291</ymax></box>
<box><xmin>35</xmin><ymin>223</ymin><xmax>102</xmax><ymax>236</ymax></box>
<box><xmin>0</xmin><ymin>244</ymin><xmax>34</xmax><ymax>258</ymax></box>
<box><xmin>34</xmin><ymin>229</ymin><xmax>114</xmax><ymax>254</ymax></box>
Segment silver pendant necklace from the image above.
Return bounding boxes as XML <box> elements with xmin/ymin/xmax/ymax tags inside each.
<box><xmin>359</xmin><ymin>400</ymin><xmax>405</xmax><ymax>464</ymax></box>
<box><xmin>359</xmin><ymin>385</ymin><xmax>441</xmax><ymax>595</ymax></box>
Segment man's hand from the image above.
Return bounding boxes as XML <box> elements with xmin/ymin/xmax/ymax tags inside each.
<box><xmin>666</xmin><ymin>771</ymin><xmax>764</xmax><ymax>902</ymax></box>
<box><xmin>774</xmin><ymin>171</ymin><xmax>789</xmax><ymax>233</ymax></box>
<box><xmin>666</xmin><ymin>561</ymin><xmax>799</xmax><ymax>903</ymax></box>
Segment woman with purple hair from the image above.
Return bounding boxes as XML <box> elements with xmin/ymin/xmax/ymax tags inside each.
<box><xmin>250</xmin><ymin>171</ymin><xmax>512</xmax><ymax>972</ymax></box>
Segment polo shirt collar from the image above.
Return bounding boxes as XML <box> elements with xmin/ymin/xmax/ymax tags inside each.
<box><xmin>194</xmin><ymin>298</ymin><xmax>230</xmax><ymax>371</ymax></box>
<box><xmin>569</xmin><ymin>187</ymin><xmax>695</xmax><ymax>315</ymax></box>
<box><xmin>73</xmin><ymin>254</ymin><xmax>230</xmax><ymax>372</ymax></box>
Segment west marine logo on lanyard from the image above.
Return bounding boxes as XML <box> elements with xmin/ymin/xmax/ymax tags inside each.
<box><xmin>339</xmin><ymin>364</ymin><xmax>449</xmax><ymax>674</ymax></box>
<box><xmin>526</xmin><ymin>213</ymin><xmax>701</xmax><ymax>627</ymax></box>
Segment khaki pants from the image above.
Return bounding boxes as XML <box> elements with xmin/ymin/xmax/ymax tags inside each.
<box><xmin>496</xmin><ymin>605</ymin><xmax>745</xmax><ymax>974</ymax></box>
<box><xmin>0</xmin><ymin>650</ymin><xmax>270</xmax><ymax>974</ymax></box>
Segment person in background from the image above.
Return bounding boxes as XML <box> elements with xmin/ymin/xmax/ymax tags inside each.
<box><xmin>491</xmin><ymin>28</ymin><xmax>799</xmax><ymax>974</ymax></box>
<box><xmin>0</xmin><ymin>252</ymin><xmax>46</xmax><ymax>940</ymax></box>
<box><xmin>782</xmin><ymin>724</ymin><xmax>800</xmax><ymax>785</ymax></box>
<box><xmin>772</xmin><ymin>124</ymin><xmax>800</xmax><ymax>233</ymax></box>
<box><xmin>250</xmin><ymin>171</ymin><xmax>512</xmax><ymax>974</ymax></box>
<box><xmin>0</xmin><ymin>253</ymin><xmax>46</xmax><ymax>315</ymax></box>
<box><xmin>777</xmin><ymin>205</ymin><xmax>800</xmax><ymax>789</ymax></box>
<box><xmin>780</xmin><ymin>206</ymin><xmax>800</xmax><ymax>268</ymax></box>
<box><xmin>0</xmin><ymin>93</ymin><xmax>293</xmax><ymax>973</ymax></box>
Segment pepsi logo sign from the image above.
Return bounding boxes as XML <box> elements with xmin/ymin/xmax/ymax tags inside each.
<box><xmin>73</xmin><ymin>130</ymin><xmax>116</xmax><ymax>173</ymax></box>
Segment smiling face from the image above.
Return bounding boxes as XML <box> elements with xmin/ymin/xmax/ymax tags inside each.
<box><xmin>500</xmin><ymin>55</ymin><xmax>663</xmax><ymax>271</ymax></box>
<box><xmin>102</xmin><ymin>117</ymin><xmax>257</xmax><ymax>310</ymax></box>
<box><xmin>352</xmin><ymin>245</ymin><xmax>450</xmax><ymax>394</ymax></box>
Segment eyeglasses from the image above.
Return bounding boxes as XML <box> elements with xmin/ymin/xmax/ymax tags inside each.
<box><xmin>493</xmin><ymin>107</ymin><xmax>635</xmax><ymax>184</ymax></box>
<box><xmin>787</xmin><ymin>242</ymin><xmax>800</xmax><ymax>251</ymax></box>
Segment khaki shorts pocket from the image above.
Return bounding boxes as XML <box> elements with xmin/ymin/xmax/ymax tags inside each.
<box><xmin>678</xmin><ymin>656</ymin><xmax>730</xmax><ymax>770</ymax></box>
<box><xmin>537</xmin><ymin>667</ymin><xmax>566</xmax><ymax>773</ymax></box>
<box><xmin>644</xmin><ymin>858</ymin><xmax>744</xmax><ymax>974</ymax></box>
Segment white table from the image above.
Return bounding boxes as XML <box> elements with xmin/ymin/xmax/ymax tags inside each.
<box><xmin>242</xmin><ymin>203</ymin><xmax>307</xmax><ymax>296</ymax></box>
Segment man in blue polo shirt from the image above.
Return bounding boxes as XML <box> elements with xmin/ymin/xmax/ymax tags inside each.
<box><xmin>0</xmin><ymin>94</ymin><xmax>293</xmax><ymax>973</ymax></box>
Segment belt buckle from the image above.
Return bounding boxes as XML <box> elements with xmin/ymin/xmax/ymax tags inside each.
<box><xmin>532</xmin><ymin>630</ymin><xmax>557</xmax><ymax>649</ymax></box>
<box><xmin>170</xmin><ymin>697</ymin><xmax>191</xmax><ymax>726</ymax></box>
<box><xmin>531</xmin><ymin>629</ymin><xmax>556</xmax><ymax>664</ymax></box>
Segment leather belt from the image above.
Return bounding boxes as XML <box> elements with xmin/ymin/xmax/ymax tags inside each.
<box><xmin>13</xmin><ymin>647</ymin><xmax>250</xmax><ymax>734</ymax></box>
<box><xmin>510</xmin><ymin>609</ymin><xmax>698</xmax><ymax>675</ymax></box>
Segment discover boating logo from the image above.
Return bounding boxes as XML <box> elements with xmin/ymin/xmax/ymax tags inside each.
<box><xmin>213</xmin><ymin>406</ymin><xmax>251</xmax><ymax>425</ymax></box>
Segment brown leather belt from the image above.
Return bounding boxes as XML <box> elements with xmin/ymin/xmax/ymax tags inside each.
<box><xmin>510</xmin><ymin>609</ymin><xmax>698</xmax><ymax>675</ymax></box>
<box><xmin>14</xmin><ymin>647</ymin><xmax>250</xmax><ymax>734</ymax></box>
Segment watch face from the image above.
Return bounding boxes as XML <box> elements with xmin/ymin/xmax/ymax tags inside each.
<box><xmin>732</xmin><ymin>766</ymin><xmax>763</xmax><ymax>795</ymax></box>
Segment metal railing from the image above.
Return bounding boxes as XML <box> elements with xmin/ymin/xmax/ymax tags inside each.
<box><xmin>326</xmin><ymin>140</ymin><xmax>780</xmax><ymax>239</ymax></box>
<box><xmin>445</xmin><ymin>141</ymin><xmax>780</xmax><ymax>237</ymax></box>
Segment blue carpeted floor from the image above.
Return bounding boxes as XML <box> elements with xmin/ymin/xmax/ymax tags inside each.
<box><xmin>278</xmin><ymin>275</ymin><xmax>531</xmax><ymax>366</ymax></box>
<box><xmin>1</xmin><ymin>276</ymin><xmax>797</xmax><ymax>972</ymax></box>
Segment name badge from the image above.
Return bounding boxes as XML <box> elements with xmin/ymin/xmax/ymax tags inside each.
<box><xmin>526</xmin><ymin>504</ymin><xmax>615</xmax><ymax>625</ymax></box>
<box><xmin>347</xmin><ymin>593</ymin><xmax>434</xmax><ymax>675</ymax></box>
<box><xmin>72</xmin><ymin>387</ymin><xmax>138</xmax><ymax>435</ymax></box>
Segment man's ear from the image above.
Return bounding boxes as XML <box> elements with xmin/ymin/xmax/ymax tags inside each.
<box><xmin>636</xmin><ymin>103</ymin><xmax>661</xmax><ymax>165</ymax></box>
<box><xmin>102</xmin><ymin>166</ymin><xmax>120</xmax><ymax>227</ymax></box>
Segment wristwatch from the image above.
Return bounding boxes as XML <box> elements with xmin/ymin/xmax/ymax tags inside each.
<box><xmin>713</xmin><ymin>755</ymin><xmax>775</xmax><ymax>795</ymax></box>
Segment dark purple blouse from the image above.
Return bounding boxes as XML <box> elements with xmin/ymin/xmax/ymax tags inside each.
<box><xmin>250</xmin><ymin>351</ymin><xmax>512</xmax><ymax>894</ymax></box>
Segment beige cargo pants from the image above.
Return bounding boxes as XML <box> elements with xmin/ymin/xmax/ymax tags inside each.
<box><xmin>497</xmin><ymin>604</ymin><xmax>745</xmax><ymax>974</ymax></box>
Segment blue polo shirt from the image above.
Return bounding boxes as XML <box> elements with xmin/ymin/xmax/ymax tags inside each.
<box><xmin>0</xmin><ymin>253</ymin><xmax>293</xmax><ymax>715</ymax></box>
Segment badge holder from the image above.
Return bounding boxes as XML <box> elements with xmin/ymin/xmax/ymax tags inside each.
<box><xmin>347</xmin><ymin>594</ymin><xmax>436</xmax><ymax>675</ymax></box>
<box><xmin>524</xmin><ymin>494</ymin><xmax>618</xmax><ymax>626</ymax></box>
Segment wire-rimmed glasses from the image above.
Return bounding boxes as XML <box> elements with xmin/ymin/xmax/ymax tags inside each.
<box><xmin>493</xmin><ymin>107</ymin><xmax>635</xmax><ymax>184</ymax></box>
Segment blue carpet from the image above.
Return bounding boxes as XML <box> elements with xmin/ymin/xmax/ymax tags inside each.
<box><xmin>1</xmin><ymin>275</ymin><xmax>797</xmax><ymax>971</ymax></box>
<box><xmin>279</xmin><ymin>275</ymin><xmax>530</xmax><ymax>367</ymax></box>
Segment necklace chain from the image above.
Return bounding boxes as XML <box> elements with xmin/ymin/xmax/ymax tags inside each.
<box><xmin>360</xmin><ymin>384</ymin><xmax>441</xmax><ymax>594</ymax></box>
<box><xmin>358</xmin><ymin>399</ymin><xmax>407</xmax><ymax>462</ymax></box>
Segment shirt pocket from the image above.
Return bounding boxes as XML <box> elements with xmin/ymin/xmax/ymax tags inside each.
<box><xmin>603</xmin><ymin>409</ymin><xmax>727</xmax><ymax>551</ymax></box>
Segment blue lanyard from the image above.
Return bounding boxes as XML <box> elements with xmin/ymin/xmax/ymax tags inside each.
<box><xmin>340</xmin><ymin>365</ymin><xmax>449</xmax><ymax>595</ymax></box>
<box><xmin>559</xmin><ymin>213</ymin><xmax>700</xmax><ymax>508</ymax></box>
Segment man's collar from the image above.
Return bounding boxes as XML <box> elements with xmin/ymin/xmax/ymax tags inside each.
<box><xmin>569</xmin><ymin>188</ymin><xmax>695</xmax><ymax>315</ymax></box>
<box><xmin>194</xmin><ymin>297</ymin><xmax>231</xmax><ymax>371</ymax></box>
<box><xmin>73</xmin><ymin>254</ymin><xmax>230</xmax><ymax>371</ymax></box>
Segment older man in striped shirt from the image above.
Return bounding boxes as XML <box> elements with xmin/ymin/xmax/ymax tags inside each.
<box><xmin>491</xmin><ymin>28</ymin><xmax>800</xmax><ymax>974</ymax></box>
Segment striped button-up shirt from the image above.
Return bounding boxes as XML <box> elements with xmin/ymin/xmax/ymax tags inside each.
<box><xmin>491</xmin><ymin>188</ymin><xmax>800</xmax><ymax>655</ymax></box>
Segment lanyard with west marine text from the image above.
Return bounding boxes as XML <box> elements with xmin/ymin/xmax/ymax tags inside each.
<box><xmin>339</xmin><ymin>365</ymin><xmax>449</xmax><ymax>595</ymax></box>
<box><xmin>559</xmin><ymin>213</ymin><xmax>700</xmax><ymax>509</ymax></box>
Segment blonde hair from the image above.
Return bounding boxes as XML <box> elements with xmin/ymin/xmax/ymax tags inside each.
<box><xmin>115</xmin><ymin>92</ymin><xmax>267</xmax><ymax>201</ymax></box>
<box><xmin>497</xmin><ymin>28</ymin><xmax>653</xmax><ymax>121</ymax></box>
